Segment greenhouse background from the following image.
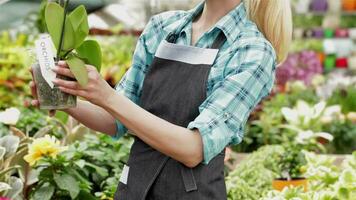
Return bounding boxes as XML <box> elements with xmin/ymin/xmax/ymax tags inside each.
<box><xmin>0</xmin><ymin>0</ymin><xmax>355</xmax><ymax>199</ymax></box>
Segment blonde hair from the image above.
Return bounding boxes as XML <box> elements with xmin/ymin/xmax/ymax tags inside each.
<box><xmin>244</xmin><ymin>0</ymin><xmax>293</xmax><ymax>63</ymax></box>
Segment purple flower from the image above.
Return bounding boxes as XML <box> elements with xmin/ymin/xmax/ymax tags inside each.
<box><xmin>277</xmin><ymin>51</ymin><xmax>323</xmax><ymax>85</ymax></box>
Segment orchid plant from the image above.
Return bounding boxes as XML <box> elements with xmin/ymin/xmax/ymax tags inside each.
<box><xmin>45</xmin><ymin>0</ymin><xmax>102</xmax><ymax>87</ymax></box>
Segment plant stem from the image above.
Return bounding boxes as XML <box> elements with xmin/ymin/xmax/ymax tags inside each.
<box><xmin>56</xmin><ymin>0</ymin><xmax>70</xmax><ymax>62</ymax></box>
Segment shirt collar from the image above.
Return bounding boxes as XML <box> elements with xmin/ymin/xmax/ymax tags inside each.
<box><xmin>180</xmin><ymin>1</ymin><xmax>247</xmax><ymax>45</ymax></box>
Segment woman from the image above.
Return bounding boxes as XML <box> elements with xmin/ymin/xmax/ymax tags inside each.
<box><xmin>30</xmin><ymin>0</ymin><xmax>292</xmax><ymax>199</ymax></box>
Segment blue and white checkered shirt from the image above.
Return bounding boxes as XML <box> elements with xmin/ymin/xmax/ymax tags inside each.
<box><xmin>114</xmin><ymin>2</ymin><xmax>277</xmax><ymax>164</ymax></box>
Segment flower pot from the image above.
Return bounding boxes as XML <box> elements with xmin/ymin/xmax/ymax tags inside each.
<box><xmin>342</xmin><ymin>0</ymin><xmax>356</xmax><ymax>11</ymax></box>
<box><xmin>327</xmin><ymin>0</ymin><xmax>342</xmax><ymax>12</ymax></box>
<box><xmin>272</xmin><ymin>178</ymin><xmax>308</xmax><ymax>192</ymax></box>
<box><xmin>349</xmin><ymin>28</ymin><xmax>356</xmax><ymax>39</ymax></box>
<box><xmin>324</xmin><ymin>55</ymin><xmax>336</xmax><ymax>72</ymax></box>
<box><xmin>348</xmin><ymin>54</ymin><xmax>356</xmax><ymax>71</ymax></box>
<box><xmin>294</xmin><ymin>28</ymin><xmax>305</xmax><ymax>39</ymax></box>
<box><xmin>313</xmin><ymin>28</ymin><xmax>324</xmax><ymax>38</ymax></box>
<box><xmin>294</xmin><ymin>0</ymin><xmax>312</xmax><ymax>14</ymax></box>
<box><xmin>335</xmin><ymin>57</ymin><xmax>348</xmax><ymax>69</ymax></box>
<box><xmin>335</xmin><ymin>28</ymin><xmax>349</xmax><ymax>38</ymax></box>
<box><xmin>310</xmin><ymin>0</ymin><xmax>328</xmax><ymax>12</ymax></box>
<box><xmin>324</xmin><ymin>28</ymin><xmax>335</xmax><ymax>38</ymax></box>
<box><xmin>32</xmin><ymin>62</ymin><xmax>77</xmax><ymax>110</ymax></box>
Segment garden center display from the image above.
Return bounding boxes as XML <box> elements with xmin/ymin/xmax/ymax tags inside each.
<box><xmin>0</xmin><ymin>0</ymin><xmax>355</xmax><ymax>199</ymax></box>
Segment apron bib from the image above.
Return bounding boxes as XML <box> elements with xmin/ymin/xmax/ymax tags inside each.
<box><xmin>115</xmin><ymin>30</ymin><xmax>227</xmax><ymax>200</ymax></box>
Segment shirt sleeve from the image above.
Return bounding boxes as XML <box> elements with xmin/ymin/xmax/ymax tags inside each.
<box><xmin>187</xmin><ymin>40</ymin><xmax>277</xmax><ymax>164</ymax></box>
<box><xmin>112</xmin><ymin>18</ymin><xmax>157</xmax><ymax>139</ymax></box>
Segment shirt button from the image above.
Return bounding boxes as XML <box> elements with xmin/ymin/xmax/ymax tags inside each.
<box><xmin>224</xmin><ymin>113</ymin><xmax>230</xmax><ymax>118</ymax></box>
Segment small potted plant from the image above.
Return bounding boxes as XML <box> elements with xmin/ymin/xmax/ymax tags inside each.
<box><xmin>272</xmin><ymin>144</ymin><xmax>308</xmax><ymax>192</ymax></box>
<box><xmin>32</xmin><ymin>0</ymin><xmax>102</xmax><ymax>110</ymax></box>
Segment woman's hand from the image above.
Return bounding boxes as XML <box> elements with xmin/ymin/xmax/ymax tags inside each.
<box><xmin>52</xmin><ymin>61</ymin><xmax>115</xmax><ymax>107</ymax></box>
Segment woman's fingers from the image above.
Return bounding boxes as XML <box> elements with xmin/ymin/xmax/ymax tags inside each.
<box><xmin>58</xmin><ymin>86</ymin><xmax>87</xmax><ymax>97</ymax></box>
<box><xmin>57</xmin><ymin>60</ymin><xmax>69</xmax><ymax>68</ymax></box>
<box><xmin>31</xmin><ymin>100</ymin><xmax>40</xmax><ymax>107</ymax></box>
<box><xmin>52</xmin><ymin>66</ymin><xmax>75</xmax><ymax>79</ymax></box>
<box><xmin>29</xmin><ymin>81</ymin><xmax>38</xmax><ymax>99</ymax></box>
<box><xmin>53</xmin><ymin>78</ymin><xmax>80</xmax><ymax>89</ymax></box>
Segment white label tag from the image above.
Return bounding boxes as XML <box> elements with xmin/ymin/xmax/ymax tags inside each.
<box><xmin>120</xmin><ymin>165</ymin><xmax>130</xmax><ymax>185</ymax></box>
<box><xmin>35</xmin><ymin>34</ymin><xmax>57</xmax><ymax>89</ymax></box>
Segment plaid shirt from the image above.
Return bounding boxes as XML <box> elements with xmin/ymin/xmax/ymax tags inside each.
<box><xmin>114</xmin><ymin>2</ymin><xmax>277</xmax><ymax>164</ymax></box>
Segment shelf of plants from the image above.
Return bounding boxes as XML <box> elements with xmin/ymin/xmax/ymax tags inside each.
<box><xmin>0</xmin><ymin>0</ymin><xmax>355</xmax><ymax>200</ymax></box>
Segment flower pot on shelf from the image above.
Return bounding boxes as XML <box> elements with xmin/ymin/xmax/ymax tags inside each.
<box><xmin>324</xmin><ymin>28</ymin><xmax>334</xmax><ymax>38</ymax></box>
<box><xmin>294</xmin><ymin>28</ymin><xmax>305</xmax><ymax>39</ymax></box>
<box><xmin>335</xmin><ymin>57</ymin><xmax>348</xmax><ymax>69</ymax></box>
<box><xmin>32</xmin><ymin>62</ymin><xmax>77</xmax><ymax>110</ymax></box>
<box><xmin>327</xmin><ymin>0</ymin><xmax>342</xmax><ymax>12</ymax></box>
<box><xmin>342</xmin><ymin>0</ymin><xmax>356</xmax><ymax>11</ymax></box>
<box><xmin>313</xmin><ymin>28</ymin><xmax>324</xmax><ymax>38</ymax></box>
<box><xmin>294</xmin><ymin>0</ymin><xmax>312</xmax><ymax>14</ymax></box>
<box><xmin>272</xmin><ymin>178</ymin><xmax>308</xmax><ymax>192</ymax></box>
<box><xmin>348</xmin><ymin>54</ymin><xmax>356</xmax><ymax>71</ymax></box>
<box><xmin>324</xmin><ymin>55</ymin><xmax>336</xmax><ymax>72</ymax></box>
<box><xmin>349</xmin><ymin>28</ymin><xmax>356</xmax><ymax>39</ymax></box>
<box><xmin>310</xmin><ymin>0</ymin><xmax>328</xmax><ymax>12</ymax></box>
<box><xmin>335</xmin><ymin>28</ymin><xmax>349</xmax><ymax>38</ymax></box>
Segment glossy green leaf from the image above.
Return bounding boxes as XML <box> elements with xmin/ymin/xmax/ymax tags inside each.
<box><xmin>54</xmin><ymin>173</ymin><xmax>80</xmax><ymax>199</ymax></box>
<box><xmin>76</xmin><ymin>40</ymin><xmax>102</xmax><ymax>72</ymax></box>
<box><xmin>45</xmin><ymin>2</ymin><xmax>64</xmax><ymax>49</ymax></box>
<box><xmin>67</xmin><ymin>54</ymin><xmax>88</xmax><ymax>87</ymax></box>
<box><xmin>68</xmin><ymin>5</ymin><xmax>89</xmax><ymax>48</ymax></box>
<box><xmin>62</xmin><ymin>17</ymin><xmax>76</xmax><ymax>51</ymax></box>
<box><xmin>33</xmin><ymin>183</ymin><xmax>55</xmax><ymax>200</ymax></box>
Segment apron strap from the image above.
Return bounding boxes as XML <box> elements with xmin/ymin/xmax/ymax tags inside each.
<box><xmin>181</xmin><ymin>165</ymin><xmax>198</xmax><ymax>192</ymax></box>
<box><xmin>210</xmin><ymin>31</ymin><xmax>227</xmax><ymax>49</ymax></box>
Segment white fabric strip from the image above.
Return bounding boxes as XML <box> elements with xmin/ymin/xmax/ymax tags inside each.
<box><xmin>155</xmin><ymin>40</ymin><xmax>219</xmax><ymax>65</ymax></box>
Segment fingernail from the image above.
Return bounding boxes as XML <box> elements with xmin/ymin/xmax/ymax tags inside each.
<box><xmin>58</xmin><ymin>61</ymin><xmax>66</xmax><ymax>66</ymax></box>
<box><xmin>52</xmin><ymin>67</ymin><xmax>58</xmax><ymax>72</ymax></box>
<box><xmin>52</xmin><ymin>79</ymin><xmax>58</xmax><ymax>84</ymax></box>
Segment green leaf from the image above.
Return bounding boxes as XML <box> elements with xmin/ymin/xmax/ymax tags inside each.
<box><xmin>68</xmin><ymin>5</ymin><xmax>89</xmax><ymax>48</ymax></box>
<box><xmin>33</xmin><ymin>182</ymin><xmax>55</xmax><ymax>200</ymax></box>
<box><xmin>62</xmin><ymin>17</ymin><xmax>76</xmax><ymax>51</ymax></box>
<box><xmin>76</xmin><ymin>40</ymin><xmax>102</xmax><ymax>72</ymax></box>
<box><xmin>54</xmin><ymin>173</ymin><xmax>80</xmax><ymax>199</ymax></box>
<box><xmin>45</xmin><ymin>2</ymin><xmax>64</xmax><ymax>49</ymax></box>
<box><xmin>76</xmin><ymin>190</ymin><xmax>97</xmax><ymax>200</ymax></box>
<box><xmin>66</xmin><ymin>54</ymin><xmax>88</xmax><ymax>87</ymax></box>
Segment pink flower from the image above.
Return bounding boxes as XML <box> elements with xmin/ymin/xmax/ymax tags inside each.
<box><xmin>0</xmin><ymin>197</ymin><xmax>11</xmax><ymax>200</ymax></box>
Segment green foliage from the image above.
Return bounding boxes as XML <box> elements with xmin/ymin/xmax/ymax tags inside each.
<box><xmin>327</xmin><ymin>87</ymin><xmax>356</xmax><ymax>113</ymax></box>
<box><xmin>323</xmin><ymin>120</ymin><xmax>356</xmax><ymax>154</ymax></box>
<box><xmin>278</xmin><ymin>144</ymin><xmax>307</xmax><ymax>179</ymax></box>
<box><xmin>226</xmin><ymin>145</ymin><xmax>284</xmax><ymax>200</ymax></box>
<box><xmin>67</xmin><ymin>54</ymin><xmax>88</xmax><ymax>87</ymax></box>
<box><xmin>45</xmin><ymin>2</ymin><xmax>65</xmax><ymax>50</ymax></box>
<box><xmin>76</xmin><ymin>40</ymin><xmax>102</xmax><ymax>72</ymax></box>
<box><xmin>28</xmin><ymin>134</ymin><xmax>132</xmax><ymax>199</ymax></box>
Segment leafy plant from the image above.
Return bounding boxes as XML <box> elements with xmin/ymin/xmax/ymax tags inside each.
<box><xmin>44</xmin><ymin>1</ymin><xmax>102</xmax><ymax>86</ymax></box>
<box><xmin>277</xmin><ymin>144</ymin><xmax>307</xmax><ymax>180</ymax></box>
<box><xmin>226</xmin><ymin>145</ymin><xmax>284</xmax><ymax>200</ymax></box>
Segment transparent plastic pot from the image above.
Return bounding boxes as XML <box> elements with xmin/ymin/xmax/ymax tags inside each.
<box><xmin>32</xmin><ymin>62</ymin><xmax>77</xmax><ymax>110</ymax></box>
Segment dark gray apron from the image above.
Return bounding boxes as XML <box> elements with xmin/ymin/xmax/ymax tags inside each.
<box><xmin>114</xmin><ymin>27</ymin><xmax>227</xmax><ymax>200</ymax></box>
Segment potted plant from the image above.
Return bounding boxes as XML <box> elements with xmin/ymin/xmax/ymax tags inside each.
<box><xmin>272</xmin><ymin>144</ymin><xmax>308</xmax><ymax>192</ymax></box>
<box><xmin>32</xmin><ymin>0</ymin><xmax>102</xmax><ymax>110</ymax></box>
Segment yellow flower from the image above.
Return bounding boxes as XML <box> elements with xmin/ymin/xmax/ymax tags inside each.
<box><xmin>24</xmin><ymin>135</ymin><xmax>67</xmax><ymax>166</ymax></box>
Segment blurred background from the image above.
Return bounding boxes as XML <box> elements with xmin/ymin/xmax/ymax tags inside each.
<box><xmin>0</xmin><ymin>0</ymin><xmax>355</xmax><ymax>200</ymax></box>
